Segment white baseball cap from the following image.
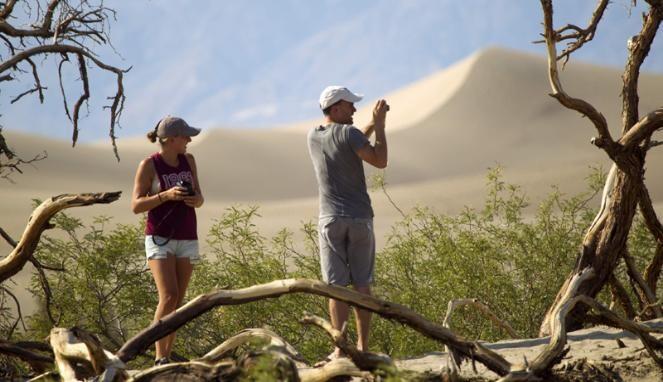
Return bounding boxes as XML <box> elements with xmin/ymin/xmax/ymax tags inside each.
<box><xmin>319</xmin><ymin>86</ymin><xmax>363</xmax><ymax>110</ymax></box>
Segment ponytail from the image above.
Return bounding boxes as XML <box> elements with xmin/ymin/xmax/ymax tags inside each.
<box><xmin>146</xmin><ymin>130</ymin><xmax>158</xmax><ymax>143</ymax></box>
<box><xmin>147</xmin><ymin>118</ymin><xmax>162</xmax><ymax>143</ymax></box>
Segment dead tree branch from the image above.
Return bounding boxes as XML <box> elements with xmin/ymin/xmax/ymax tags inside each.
<box><xmin>0</xmin><ymin>286</ymin><xmax>26</xmax><ymax>338</ymax></box>
<box><xmin>0</xmin><ymin>0</ymin><xmax>130</xmax><ymax>172</ymax></box>
<box><xmin>298</xmin><ymin>358</ymin><xmax>371</xmax><ymax>382</ymax></box>
<box><xmin>620</xmin><ymin>3</ymin><xmax>663</xmax><ymax>132</ymax></box>
<box><xmin>0</xmin><ymin>128</ymin><xmax>47</xmax><ymax>181</ymax></box>
<box><xmin>116</xmin><ymin>279</ymin><xmax>513</xmax><ymax>377</ymax></box>
<box><xmin>50</xmin><ymin>327</ymin><xmax>127</xmax><ymax>381</ymax></box>
<box><xmin>0</xmin><ymin>340</ymin><xmax>53</xmax><ymax>373</ymax></box>
<box><xmin>0</xmin><ymin>43</ymin><xmax>127</xmax><ymax>158</ymax></box>
<box><xmin>199</xmin><ymin>327</ymin><xmax>307</xmax><ymax>367</ymax></box>
<box><xmin>637</xmin><ymin>183</ymin><xmax>663</xmax><ymax>296</ymax></box>
<box><xmin>538</xmin><ymin>0</ymin><xmax>610</xmax><ymax>64</ymax></box>
<box><xmin>443</xmin><ymin>298</ymin><xmax>519</xmax><ymax>339</ymax></box>
<box><xmin>0</xmin><ymin>226</ymin><xmax>17</xmax><ymax>247</ymax></box>
<box><xmin>0</xmin><ymin>192</ymin><xmax>121</xmax><ymax>284</ymax></box>
<box><xmin>300</xmin><ymin>313</ymin><xmax>394</xmax><ymax>372</ymax></box>
<box><xmin>539</xmin><ymin>0</ymin><xmax>615</xmax><ymax>152</ymax></box>
<box><xmin>501</xmin><ymin>268</ymin><xmax>663</xmax><ymax>380</ymax></box>
<box><xmin>608</xmin><ymin>274</ymin><xmax>636</xmax><ymax>319</ymax></box>
<box><xmin>623</xmin><ymin>250</ymin><xmax>662</xmax><ymax>317</ymax></box>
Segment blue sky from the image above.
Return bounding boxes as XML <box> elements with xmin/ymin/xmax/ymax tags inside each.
<box><xmin>2</xmin><ymin>0</ymin><xmax>661</xmax><ymax>142</ymax></box>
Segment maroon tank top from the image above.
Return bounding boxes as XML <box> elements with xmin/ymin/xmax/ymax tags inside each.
<box><xmin>145</xmin><ymin>153</ymin><xmax>198</xmax><ymax>240</ymax></box>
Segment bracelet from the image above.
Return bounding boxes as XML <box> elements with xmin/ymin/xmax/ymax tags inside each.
<box><xmin>157</xmin><ymin>192</ymin><xmax>163</xmax><ymax>202</ymax></box>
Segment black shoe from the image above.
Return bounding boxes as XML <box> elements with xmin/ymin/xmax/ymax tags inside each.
<box><xmin>154</xmin><ymin>357</ymin><xmax>170</xmax><ymax>366</ymax></box>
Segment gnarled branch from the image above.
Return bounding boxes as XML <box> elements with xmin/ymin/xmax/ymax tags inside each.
<box><xmin>199</xmin><ymin>327</ymin><xmax>306</xmax><ymax>367</ymax></box>
<box><xmin>621</xmin><ymin>3</ymin><xmax>663</xmax><ymax>132</ymax></box>
<box><xmin>539</xmin><ymin>0</ymin><xmax>614</xmax><ymax>152</ymax></box>
<box><xmin>0</xmin><ymin>192</ymin><xmax>121</xmax><ymax>284</ymax></box>
<box><xmin>300</xmin><ymin>313</ymin><xmax>393</xmax><ymax>372</ymax></box>
<box><xmin>116</xmin><ymin>279</ymin><xmax>513</xmax><ymax>377</ymax></box>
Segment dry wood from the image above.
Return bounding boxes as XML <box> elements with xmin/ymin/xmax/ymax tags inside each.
<box><xmin>300</xmin><ymin>313</ymin><xmax>393</xmax><ymax>371</ymax></box>
<box><xmin>199</xmin><ymin>327</ymin><xmax>307</xmax><ymax>367</ymax></box>
<box><xmin>0</xmin><ymin>340</ymin><xmax>53</xmax><ymax>373</ymax></box>
<box><xmin>298</xmin><ymin>357</ymin><xmax>371</xmax><ymax>382</ymax></box>
<box><xmin>538</xmin><ymin>0</ymin><xmax>663</xmax><ymax>337</ymax></box>
<box><xmin>128</xmin><ymin>360</ymin><xmax>237</xmax><ymax>382</ymax></box>
<box><xmin>0</xmin><ymin>0</ymin><xmax>130</xmax><ymax>168</ymax></box>
<box><xmin>608</xmin><ymin>274</ymin><xmax>636</xmax><ymax>319</ymax></box>
<box><xmin>116</xmin><ymin>279</ymin><xmax>512</xmax><ymax>377</ymax></box>
<box><xmin>442</xmin><ymin>298</ymin><xmax>518</xmax><ymax>379</ymax></box>
<box><xmin>500</xmin><ymin>268</ymin><xmax>663</xmax><ymax>380</ymax></box>
<box><xmin>530</xmin><ymin>268</ymin><xmax>594</xmax><ymax>375</ymax></box>
<box><xmin>0</xmin><ymin>192</ymin><xmax>121</xmax><ymax>284</ymax></box>
<box><xmin>620</xmin><ymin>5</ymin><xmax>663</xmax><ymax>132</ymax></box>
<box><xmin>539</xmin><ymin>0</ymin><xmax>613</xmax><ymax>150</ymax></box>
<box><xmin>638</xmin><ymin>182</ymin><xmax>663</xmax><ymax>295</ymax></box>
<box><xmin>623</xmin><ymin>251</ymin><xmax>662</xmax><ymax>317</ymax></box>
<box><xmin>50</xmin><ymin>327</ymin><xmax>127</xmax><ymax>382</ymax></box>
<box><xmin>443</xmin><ymin>298</ymin><xmax>518</xmax><ymax>338</ymax></box>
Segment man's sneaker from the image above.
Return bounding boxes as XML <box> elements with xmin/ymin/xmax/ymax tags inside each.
<box><xmin>154</xmin><ymin>357</ymin><xmax>170</xmax><ymax>366</ymax></box>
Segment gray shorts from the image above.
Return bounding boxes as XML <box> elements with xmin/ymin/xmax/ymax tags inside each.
<box><xmin>318</xmin><ymin>216</ymin><xmax>375</xmax><ymax>287</ymax></box>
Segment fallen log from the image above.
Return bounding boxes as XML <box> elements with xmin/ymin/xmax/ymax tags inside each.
<box><xmin>116</xmin><ymin>279</ymin><xmax>512</xmax><ymax>377</ymax></box>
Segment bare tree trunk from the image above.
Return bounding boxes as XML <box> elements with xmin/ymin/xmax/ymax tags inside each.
<box><xmin>541</xmin><ymin>170</ymin><xmax>641</xmax><ymax>334</ymax></box>
<box><xmin>538</xmin><ymin>0</ymin><xmax>663</xmax><ymax>336</ymax></box>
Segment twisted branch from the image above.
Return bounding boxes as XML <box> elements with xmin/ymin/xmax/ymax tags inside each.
<box><xmin>539</xmin><ymin>0</ymin><xmax>615</xmax><ymax>153</ymax></box>
<box><xmin>116</xmin><ymin>279</ymin><xmax>512</xmax><ymax>377</ymax></box>
<box><xmin>0</xmin><ymin>191</ymin><xmax>121</xmax><ymax>284</ymax></box>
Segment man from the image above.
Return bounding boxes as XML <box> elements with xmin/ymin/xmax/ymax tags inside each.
<box><xmin>307</xmin><ymin>85</ymin><xmax>389</xmax><ymax>361</ymax></box>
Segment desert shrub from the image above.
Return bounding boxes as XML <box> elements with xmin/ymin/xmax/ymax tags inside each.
<box><xmin>175</xmin><ymin>206</ymin><xmax>329</xmax><ymax>362</ymax></box>
<box><xmin>370</xmin><ymin>167</ymin><xmax>604</xmax><ymax>356</ymax></box>
<box><xmin>15</xmin><ymin>166</ymin><xmax>658</xmax><ymax>364</ymax></box>
<box><xmin>26</xmin><ymin>212</ymin><xmax>155</xmax><ymax>351</ymax></box>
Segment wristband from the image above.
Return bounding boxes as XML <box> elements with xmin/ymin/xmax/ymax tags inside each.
<box><xmin>157</xmin><ymin>192</ymin><xmax>163</xmax><ymax>202</ymax></box>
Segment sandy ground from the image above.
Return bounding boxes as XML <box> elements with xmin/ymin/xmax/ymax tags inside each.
<box><xmin>397</xmin><ymin>319</ymin><xmax>663</xmax><ymax>381</ymax></box>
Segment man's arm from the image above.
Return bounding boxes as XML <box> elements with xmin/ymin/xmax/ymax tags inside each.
<box><xmin>361</xmin><ymin>120</ymin><xmax>375</xmax><ymax>138</ymax></box>
<box><xmin>356</xmin><ymin>99</ymin><xmax>389</xmax><ymax>168</ymax></box>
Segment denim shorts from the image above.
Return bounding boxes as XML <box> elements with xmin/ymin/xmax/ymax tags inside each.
<box><xmin>318</xmin><ymin>216</ymin><xmax>375</xmax><ymax>287</ymax></box>
<box><xmin>144</xmin><ymin>236</ymin><xmax>200</xmax><ymax>263</ymax></box>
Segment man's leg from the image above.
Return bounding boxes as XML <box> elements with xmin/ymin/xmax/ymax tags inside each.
<box><xmin>353</xmin><ymin>285</ymin><xmax>372</xmax><ymax>351</ymax></box>
<box><xmin>319</xmin><ymin>217</ymin><xmax>350</xmax><ymax>358</ymax></box>
<box><xmin>348</xmin><ymin>218</ymin><xmax>376</xmax><ymax>352</ymax></box>
<box><xmin>329</xmin><ymin>298</ymin><xmax>350</xmax><ymax>357</ymax></box>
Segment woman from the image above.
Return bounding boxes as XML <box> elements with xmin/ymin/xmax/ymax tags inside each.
<box><xmin>131</xmin><ymin>116</ymin><xmax>204</xmax><ymax>365</ymax></box>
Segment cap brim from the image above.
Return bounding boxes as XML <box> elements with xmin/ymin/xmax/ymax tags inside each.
<box><xmin>346</xmin><ymin>93</ymin><xmax>363</xmax><ymax>103</ymax></box>
<box><xmin>184</xmin><ymin>126</ymin><xmax>201</xmax><ymax>136</ymax></box>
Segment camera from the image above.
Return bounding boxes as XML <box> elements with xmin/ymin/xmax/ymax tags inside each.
<box><xmin>176</xmin><ymin>180</ymin><xmax>195</xmax><ymax>196</ymax></box>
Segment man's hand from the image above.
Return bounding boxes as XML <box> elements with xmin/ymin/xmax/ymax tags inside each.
<box><xmin>372</xmin><ymin>99</ymin><xmax>390</xmax><ymax>127</ymax></box>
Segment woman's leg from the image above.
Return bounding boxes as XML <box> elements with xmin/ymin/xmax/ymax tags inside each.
<box><xmin>148</xmin><ymin>255</ymin><xmax>178</xmax><ymax>360</ymax></box>
<box><xmin>163</xmin><ymin>257</ymin><xmax>194</xmax><ymax>356</ymax></box>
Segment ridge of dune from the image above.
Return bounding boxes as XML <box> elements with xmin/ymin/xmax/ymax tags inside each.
<box><xmin>280</xmin><ymin>49</ymin><xmax>481</xmax><ymax>133</ymax></box>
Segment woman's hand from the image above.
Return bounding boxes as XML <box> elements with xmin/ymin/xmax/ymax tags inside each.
<box><xmin>183</xmin><ymin>192</ymin><xmax>203</xmax><ymax>208</ymax></box>
<box><xmin>160</xmin><ymin>186</ymin><xmax>188</xmax><ymax>202</ymax></box>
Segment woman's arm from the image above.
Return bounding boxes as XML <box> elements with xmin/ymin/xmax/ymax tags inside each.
<box><xmin>183</xmin><ymin>153</ymin><xmax>204</xmax><ymax>208</ymax></box>
<box><xmin>131</xmin><ymin>158</ymin><xmax>184</xmax><ymax>213</ymax></box>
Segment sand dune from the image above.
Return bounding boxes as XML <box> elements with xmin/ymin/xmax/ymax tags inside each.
<box><xmin>3</xmin><ymin>46</ymin><xmax>663</xmax><ymax>254</ymax></box>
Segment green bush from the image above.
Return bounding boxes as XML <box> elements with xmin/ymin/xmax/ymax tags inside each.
<box><xmin>14</xmin><ymin>166</ymin><xmax>658</xmax><ymax>366</ymax></box>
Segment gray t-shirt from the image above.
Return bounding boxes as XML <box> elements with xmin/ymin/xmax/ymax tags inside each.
<box><xmin>307</xmin><ymin>123</ymin><xmax>374</xmax><ymax>219</ymax></box>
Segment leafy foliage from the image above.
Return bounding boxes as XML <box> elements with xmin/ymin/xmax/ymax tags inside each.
<box><xmin>10</xmin><ymin>167</ymin><xmax>658</xmax><ymax>367</ymax></box>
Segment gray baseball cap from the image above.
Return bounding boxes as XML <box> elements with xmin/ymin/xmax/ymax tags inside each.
<box><xmin>156</xmin><ymin>116</ymin><xmax>201</xmax><ymax>138</ymax></box>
